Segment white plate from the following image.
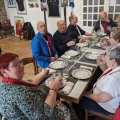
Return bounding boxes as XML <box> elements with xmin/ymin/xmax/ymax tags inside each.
<box><xmin>64</xmin><ymin>50</ymin><xmax>79</xmax><ymax>57</ymax></box>
<box><xmin>85</xmin><ymin>52</ymin><xmax>100</xmax><ymax>60</ymax></box>
<box><xmin>71</xmin><ymin>69</ymin><xmax>92</xmax><ymax>79</ymax></box>
<box><xmin>49</xmin><ymin>61</ymin><xmax>65</xmax><ymax>69</ymax></box>
<box><xmin>97</xmin><ymin>31</ymin><xmax>107</xmax><ymax>36</ymax></box>
<box><xmin>45</xmin><ymin>77</ymin><xmax>67</xmax><ymax>88</ymax></box>
<box><xmin>95</xmin><ymin>42</ymin><xmax>101</xmax><ymax>48</ymax></box>
<box><xmin>76</xmin><ymin>42</ymin><xmax>88</xmax><ymax>47</ymax></box>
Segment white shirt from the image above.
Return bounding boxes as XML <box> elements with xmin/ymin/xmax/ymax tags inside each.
<box><xmin>93</xmin><ymin>66</ymin><xmax>120</xmax><ymax>113</ymax></box>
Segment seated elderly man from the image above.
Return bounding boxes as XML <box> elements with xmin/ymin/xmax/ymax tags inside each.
<box><xmin>67</xmin><ymin>14</ymin><xmax>92</xmax><ymax>42</ymax></box>
<box><xmin>31</xmin><ymin>21</ymin><xmax>58</xmax><ymax>68</ymax></box>
<box><xmin>53</xmin><ymin>20</ymin><xmax>78</xmax><ymax>57</ymax></box>
<box><xmin>93</xmin><ymin>11</ymin><xmax>116</xmax><ymax>35</ymax></box>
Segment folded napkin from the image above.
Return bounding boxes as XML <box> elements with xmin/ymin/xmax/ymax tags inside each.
<box><xmin>80</xmin><ymin>65</ymin><xmax>93</xmax><ymax>71</ymax></box>
<box><xmin>61</xmin><ymin>82</ymin><xmax>74</xmax><ymax>95</ymax></box>
<box><xmin>46</xmin><ymin>68</ymin><xmax>56</xmax><ymax>74</ymax></box>
<box><xmin>61</xmin><ymin>55</ymin><xmax>71</xmax><ymax>59</ymax></box>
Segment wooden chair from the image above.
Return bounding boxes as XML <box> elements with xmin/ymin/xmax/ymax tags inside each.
<box><xmin>85</xmin><ymin>109</ymin><xmax>113</xmax><ymax>120</ymax></box>
<box><xmin>21</xmin><ymin>57</ymin><xmax>39</xmax><ymax>75</ymax></box>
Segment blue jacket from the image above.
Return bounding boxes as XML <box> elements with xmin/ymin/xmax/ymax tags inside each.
<box><xmin>31</xmin><ymin>32</ymin><xmax>58</xmax><ymax>68</ymax></box>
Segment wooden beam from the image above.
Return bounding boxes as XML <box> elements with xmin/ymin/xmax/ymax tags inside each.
<box><xmin>64</xmin><ymin>7</ymin><xmax>67</xmax><ymax>24</ymax></box>
<box><xmin>44</xmin><ymin>11</ymin><xmax>47</xmax><ymax>31</ymax></box>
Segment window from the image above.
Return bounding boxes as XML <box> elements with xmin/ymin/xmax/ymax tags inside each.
<box><xmin>82</xmin><ymin>0</ymin><xmax>104</xmax><ymax>27</ymax></box>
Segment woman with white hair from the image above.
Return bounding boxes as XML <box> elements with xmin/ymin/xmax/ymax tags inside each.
<box><xmin>73</xmin><ymin>45</ymin><xmax>120</xmax><ymax>120</ymax></box>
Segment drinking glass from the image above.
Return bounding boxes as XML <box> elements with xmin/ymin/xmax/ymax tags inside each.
<box><xmin>62</xmin><ymin>58</ymin><xmax>69</xmax><ymax>78</ymax></box>
<box><xmin>100</xmin><ymin>38</ymin><xmax>108</xmax><ymax>48</ymax></box>
<box><xmin>75</xmin><ymin>45</ymin><xmax>81</xmax><ymax>53</ymax></box>
<box><xmin>52</xmin><ymin>70</ymin><xmax>61</xmax><ymax>80</ymax></box>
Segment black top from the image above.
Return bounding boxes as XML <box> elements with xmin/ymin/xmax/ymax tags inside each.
<box><xmin>93</xmin><ymin>18</ymin><xmax>117</xmax><ymax>35</ymax></box>
<box><xmin>67</xmin><ymin>24</ymin><xmax>86</xmax><ymax>39</ymax></box>
<box><xmin>53</xmin><ymin>29</ymin><xmax>77</xmax><ymax>57</ymax></box>
<box><xmin>16</xmin><ymin>0</ymin><xmax>25</xmax><ymax>11</ymax></box>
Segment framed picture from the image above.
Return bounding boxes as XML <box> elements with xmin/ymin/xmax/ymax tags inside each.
<box><xmin>47</xmin><ymin>0</ymin><xmax>60</xmax><ymax>17</ymax></box>
<box><xmin>14</xmin><ymin>16</ymin><xmax>24</xmax><ymax>37</ymax></box>
<box><xmin>61</xmin><ymin>0</ymin><xmax>68</xmax><ymax>7</ymax></box>
<box><xmin>40</xmin><ymin>0</ymin><xmax>47</xmax><ymax>11</ymax></box>
<box><xmin>7</xmin><ymin>0</ymin><xmax>16</xmax><ymax>8</ymax></box>
<box><xmin>16</xmin><ymin>0</ymin><xmax>27</xmax><ymax>14</ymax></box>
<box><xmin>28</xmin><ymin>3</ymin><xmax>39</xmax><ymax>8</ymax></box>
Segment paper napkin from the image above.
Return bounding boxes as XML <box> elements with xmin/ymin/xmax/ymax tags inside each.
<box><xmin>80</xmin><ymin>65</ymin><xmax>93</xmax><ymax>71</ymax></box>
<box><xmin>61</xmin><ymin>82</ymin><xmax>74</xmax><ymax>95</ymax></box>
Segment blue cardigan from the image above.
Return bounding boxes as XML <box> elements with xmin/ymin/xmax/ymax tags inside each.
<box><xmin>31</xmin><ymin>32</ymin><xmax>58</xmax><ymax>68</ymax></box>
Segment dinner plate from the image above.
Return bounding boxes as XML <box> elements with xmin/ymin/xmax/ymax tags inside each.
<box><xmin>85</xmin><ymin>52</ymin><xmax>100</xmax><ymax>60</ymax></box>
<box><xmin>97</xmin><ymin>31</ymin><xmax>107</xmax><ymax>36</ymax></box>
<box><xmin>45</xmin><ymin>77</ymin><xmax>67</xmax><ymax>88</ymax></box>
<box><xmin>71</xmin><ymin>68</ymin><xmax>92</xmax><ymax>79</ymax></box>
<box><xmin>49</xmin><ymin>61</ymin><xmax>65</xmax><ymax>69</ymax></box>
<box><xmin>76</xmin><ymin>42</ymin><xmax>88</xmax><ymax>48</ymax></box>
<box><xmin>95</xmin><ymin>42</ymin><xmax>101</xmax><ymax>48</ymax></box>
<box><xmin>64</xmin><ymin>50</ymin><xmax>79</xmax><ymax>57</ymax></box>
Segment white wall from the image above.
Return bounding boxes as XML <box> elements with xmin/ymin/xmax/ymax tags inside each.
<box><xmin>4</xmin><ymin>0</ymin><xmax>82</xmax><ymax>35</ymax></box>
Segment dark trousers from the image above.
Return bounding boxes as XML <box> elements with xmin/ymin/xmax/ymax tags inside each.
<box><xmin>72</xmin><ymin>96</ymin><xmax>113</xmax><ymax>120</ymax></box>
<box><xmin>72</xmin><ymin>67</ymin><xmax>113</xmax><ymax>120</ymax></box>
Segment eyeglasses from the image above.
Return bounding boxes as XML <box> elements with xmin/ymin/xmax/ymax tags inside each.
<box><xmin>7</xmin><ymin>60</ymin><xmax>23</xmax><ymax>69</ymax></box>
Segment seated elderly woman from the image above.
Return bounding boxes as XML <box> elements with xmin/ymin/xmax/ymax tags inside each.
<box><xmin>72</xmin><ymin>45</ymin><xmax>120</xmax><ymax>120</ymax></box>
<box><xmin>0</xmin><ymin>53</ymin><xmax>70</xmax><ymax>120</ymax></box>
<box><xmin>88</xmin><ymin>27</ymin><xmax>120</xmax><ymax>90</ymax></box>
<box><xmin>100</xmin><ymin>27</ymin><xmax>120</xmax><ymax>49</ymax></box>
<box><xmin>115</xmin><ymin>16</ymin><xmax>120</xmax><ymax>28</ymax></box>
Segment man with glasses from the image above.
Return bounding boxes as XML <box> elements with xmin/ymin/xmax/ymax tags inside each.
<box><xmin>67</xmin><ymin>14</ymin><xmax>92</xmax><ymax>42</ymax></box>
<box><xmin>53</xmin><ymin>20</ymin><xmax>78</xmax><ymax>57</ymax></box>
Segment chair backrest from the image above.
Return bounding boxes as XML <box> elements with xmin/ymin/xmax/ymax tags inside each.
<box><xmin>85</xmin><ymin>109</ymin><xmax>113</xmax><ymax>120</ymax></box>
<box><xmin>21</xmin><ymin>57</ymin><xmax>39</xmax><ymax>75</ymax></box>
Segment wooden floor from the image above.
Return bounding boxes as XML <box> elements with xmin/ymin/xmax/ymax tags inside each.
<box><xmin>0</xmin><ymin>37</ymin><xmax>106</xmax><ymax>120</ymax></box>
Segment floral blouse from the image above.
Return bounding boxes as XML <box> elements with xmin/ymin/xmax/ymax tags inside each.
<box><xmin>0</xmin><ymin>81</ymin><xmax>60</xmax><ymax>120</ymax></box>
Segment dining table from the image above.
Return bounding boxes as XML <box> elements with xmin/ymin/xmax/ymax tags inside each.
<box><xmin>40</xmin><ymin>34</ymin><xmax>106</xmax><ymax>104</ymax></box>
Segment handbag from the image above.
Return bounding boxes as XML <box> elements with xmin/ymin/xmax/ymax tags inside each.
<box><xmin>55</xmin><ymin>101</ymin><xmax>71</xmax><ymax>120</ymax></box>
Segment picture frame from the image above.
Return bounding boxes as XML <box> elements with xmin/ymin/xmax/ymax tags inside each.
<box><xmin>40</xmin><ymin>0</ymin><xmax>47</xmax><ymax>11</ymax></box>
<box><xmin>61</xmin><ymin>0</ymin><xmax>68</xmax><ymax>7</ymax></box>
<box><xmin>47</xmin><ymin>0</ymin><xmax>60</xmax><ymax>17</ymax></box>
<box><xmin>16</xmin><ymin>0</ymin><xmax>27</xmax><ymax>14</ymax></box>
<box><xmin>7</xmin><ymin>0</ymin><xmax>16</xmax><ymax>8</ymax></box>
<box><xmin>14</xmin><ymin>16</ymin><xmax>24</xmax><ymax>37</ymax></box>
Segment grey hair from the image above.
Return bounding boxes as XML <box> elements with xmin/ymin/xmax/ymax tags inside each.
<box><xmin>106</xmin><ymin>45</ymin><xmax>120</xmax><ymax>65</ymax></box>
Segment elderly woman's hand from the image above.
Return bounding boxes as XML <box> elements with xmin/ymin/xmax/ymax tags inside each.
<box><xmin>50</xmin><ymin>77</ymin><xmax>63</xmax><ymax>91</ymax></box>
<box><xmin>96</xmin><ymin>55</ymin><xmax>108</xmax><ymax>72</ymax></box>
<box><xmin>100</xmin><ymin>37</ymin><xmax>108</xmax><ymax>49</ymax></box>
<box><xmin>41</xmin><ymin>69</ymin><xmax>49</xmax><ymax>78</ymax></box>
